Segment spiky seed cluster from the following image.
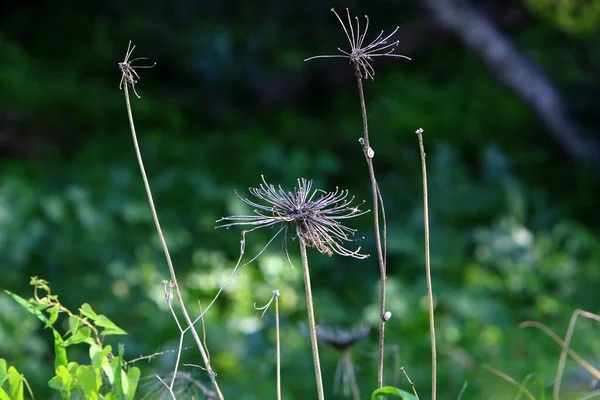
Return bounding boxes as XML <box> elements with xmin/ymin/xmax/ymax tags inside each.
<box><xmin>118</xmin><ymin>41</ymin><xmax>156</xmax><ymax>98</ymax></box>
<box><xmin>304</xmin><ymin>8</ymin><xmax>411</xmax><ymax>80</ymax></box>
<box><xmin>217</xmin><ymin>176</ymin><xmax>369</xmax><ymax>259</ymax></box>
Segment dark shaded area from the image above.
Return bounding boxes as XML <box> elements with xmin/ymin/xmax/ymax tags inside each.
<box><xmin>1</xmin><ymin>0</ymin><xmax>600</xmax><ymax>398</ymax></box>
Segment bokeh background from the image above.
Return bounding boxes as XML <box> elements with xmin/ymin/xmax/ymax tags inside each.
<box><xmin>2</xmin><ymin>0</ymin><xmax>600</xmax><ymax>398</ymax></box>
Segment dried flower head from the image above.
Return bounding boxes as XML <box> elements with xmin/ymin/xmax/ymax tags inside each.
<box><xmin>316</xmin><ymin>324</ymin><xmax>371</xmax><ymax>398</ymax></box>
<box><xmin>304</xmin><ymin>8</ymin><xmax>411</xmax><ymax>80</ymax></box>
<box><xmin>216</xmin><ymin>176</ymin><xmax>369</xmax><ymax>260</ymax></box>
<box><xmin>317</xmin><ymin>324</ymin><xmax>371</xmax><ymax>352</ymax></box>
<box><xmin>118</xmin><ymin>40</ymin><xmax>156</xmax><ymax>98</ymax></box>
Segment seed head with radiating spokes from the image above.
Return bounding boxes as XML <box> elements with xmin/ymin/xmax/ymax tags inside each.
<box><xmin>304</xmin><ymin>8</ymin><xmax>411</xmax><ymax>80</ymax></box>
<box><xmin>118</xmin><ymin>40</ymin><xmax>156</xmax><ymax>99</ymax></box>
<box><xmin>216</xmin><ymin>176</ymin><xmax>369</xmax><ymax>259</ymax></box>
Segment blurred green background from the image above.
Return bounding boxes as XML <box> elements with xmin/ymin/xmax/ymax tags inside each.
<box><xmin>1</xmin><ymin>0</ymin><xmax>600</xmax><ymax>398</ymax></box>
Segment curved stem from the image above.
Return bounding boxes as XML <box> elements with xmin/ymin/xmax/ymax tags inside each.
<box><xmin>355</xmin><ymin>67</ymin><xmax>387</xmax><ymax>388</ymax></box>
<box><xmin>123</xmin><ymin>86</ymin><xmax>224</xmax><ymax>400</ymax></box>
<box><xmin>299</xmin><ymin>238</ymin><xmax>325</xmax><ymax>400</ymax></box>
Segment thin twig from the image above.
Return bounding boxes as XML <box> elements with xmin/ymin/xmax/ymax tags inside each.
<box><xmin>354</xmin><ymin>65</ymin><xmax>387</xmax><ymax>389</ymax></box>
<box><xmin>275</xmin><ymin>292</ymin><xmax>282</xmax><ymax>400</ymax></box>
<box><xmin>555</xmin><ymin>309</ymin><xmax>600</xmax><ymax>400</ymax></box>
<box><xmin>416</xmin><ymin>128</ymin><xmax>436</xmax><ymax>400</ymax></box>
<box><xmin>400</xmin><ymin>367</ymin><xmax>419</xmax><ymax>400</ymax></box>
<box><xmin>122</xmin><ymin>81</ymin><xmax>224</xmax><ymax>399</ymax></box>
<box><xmin>481</xmin><ymin>365</ymin><xmax>535</xmax><ymax>400</ymax></box>
<box><xmin>254</xmin><ymin>290</ymin><xmax>282</xmax><ymax>400</ymax></box>
<box><xmin>299</xmin><ymin>238</ymin><xmax>325</xmax><ymax>400</ymax></box>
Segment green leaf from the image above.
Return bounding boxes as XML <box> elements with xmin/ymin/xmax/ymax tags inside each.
<box><xmin>52</xmin><ymin>329</ymin><xmax>68</xmax><ymax>369</ymax></box>
<box><xmin>5</xmin><ymin>291</ymin><xmax>67</xmax><ymax>368</ymax></box>
<box><xmin>0</xmin><ymin>388</ymin><xmax>10</xmax><ymax>400</ymax></box>
<box><xmin>96</xmin><ymin>315</ymin><xmax>126</xmax><ymax>336</ymax></box>
<box><xmin>0</xmin><ymin>359</ymin><xmax>8</xmax><ymax>384</ymax></box>
<box><xmin>5</xmin><ymin>291</ymin><xmax>47</xmax><ymax>324</ymax></box>
<box><xmin>48</xmin><ymin>365</ymin><xmax>71</xmax><ymax>391</ymax></box>
<box><xmin>89</xmin><ymin>344</ymin><xmax>104</xmax><ymax>370</ymax></box>
<box><xmin>76</xmin><ymin>365</ymin><xmax>99</xmax><ymax>400</ymax></box>
<box><xmin>109</xmin><ymin>345</ymin><xmax>125</xmax><ymax>397</ymax></box>
<box><xmin>371</xmin><ymin>386</ymin><xmax>418</xmax><ymax>400</ymax></box>
<box><xmin>68</xmin><ymin>315</ymin><xmax>82</xmax><ymax>336</ymax></box>
<box><xmin>7</xmin><ymin>367</ymin><xmax>24</xmax><ymax>400</ymax></box>
<box><xmin>80</xmin><ymin>303</ymin><xmax>99</xmax><ymax>321</ymax></box>
<box><xmin>62</xmin><ymin>326</ymin><xmax>93</xmax><ymax>347</ymax></box>
<box><xmin>101</xmin><ymin>345</ymin><xmax>114</xmax><ymax>385</ymax></box>
<box><xmin>46</xmin><ymin>304</ymin><xmax>61</xmax><ymax>327</ymax></box>
<box><xmin>125</xmin><ymin>367</ymin><xmax>140</xmax><ymax>400</ymax></box>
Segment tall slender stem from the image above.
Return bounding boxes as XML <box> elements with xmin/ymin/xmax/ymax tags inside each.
<box><xmin>299</xmin><ymin>238</ymin><xmax>325</xmax><ymax>400</ymax></box>
<box><xmin>416</xmin><ymin>129</ymin><xmax>436</xmax><ymax>400</ymax></box>
<box><xmin>123</xmin><ymin>86</ymin><xmax>224</xmax><ymax>400</ymax></box>
<box><xmin>354</xmin><ymin>67</ymin><xmax>387</xmax><ymax>388</ymax></box>
<box><xmin>275</xmin><ymin>294</ymin><xmax>281</xmax><ymax>400</ymax></box>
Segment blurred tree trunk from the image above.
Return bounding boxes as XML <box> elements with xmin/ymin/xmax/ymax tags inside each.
<box><xmin>420</xmin><ymin>0</ymin><xmax>600</xmax><ymax>168</ymax></box>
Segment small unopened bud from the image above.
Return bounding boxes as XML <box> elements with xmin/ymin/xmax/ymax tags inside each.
<box><xmin>383</xmin><ymin>311</ymin><xmax>392</xmax><ymax>321</ymax></box>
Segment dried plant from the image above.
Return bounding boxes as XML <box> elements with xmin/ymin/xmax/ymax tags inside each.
<box><xmin>118</xmin><ymin>41</ymin><xmax>223</xmax><ymax>399</ymax></box>
<box><xmin>118</xmin><ymin>40</ymin><xmax>156</xmax><ymax>99</ymax></box>
<box><xmin>216</xmin><ymin>175</ymin><xmax>369</xmax><ymax>260</ymax></box>
<box><xmin>304</xmin><ymin>8</ymin><xmax>410</xmax><ymax>80</ymax></box>
<box><xmin>254</xmin><ymin>290</ymin><xmax>282</xmax><ymax>400</ymax></box>
<box><xmin>416</xmin><ymin>128</ymin><xmax>437</xmax><ymax>399</ymax></box>
<box><xmin>305</xmin><ymin>8</ymin><xmax>412</xmax><ymax>390</ymax></box>
<box><xmin>318</xmin><ymin>324</ymin><xmax>371</xmax><ymax>400</ymax></box>
<box><xmin>218</xmin><ymin>176</ymin><xmax>369</xmax><ymax>400</ymax></box>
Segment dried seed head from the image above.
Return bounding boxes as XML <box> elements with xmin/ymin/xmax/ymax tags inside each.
<box><xmin>316</xmin><ymin>324</ymin><xmax>372</xmax><ymax>352</ymax></box>
<box><xmin>118</xmin><ymin>40</ymin><xmax>156</xmax><ymax>99</ymax></box>
<box><xmin>305</xmin><ymin>8</ymin><xmax>411</xmax><ymax>80</ymax></box>
<box><xmin>216</xmin><ymin>176</ymin><xmax>370</xmax><ymax>260</ymax></box>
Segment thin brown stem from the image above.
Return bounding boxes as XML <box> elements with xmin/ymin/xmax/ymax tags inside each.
<box><xmin>275</xmin><ymin>293</ymin><xmax>282</xmax><ymax>400</ymax></box>
<box><xmin>416</xmin><ymin>128</ymin><xmax>436</xmax><ymax>400</ymax></box>
<box><xmin>123</xmin><ymin>86</ymin><xmax>224</xmax><ymax>400</ymax></box>
<box><xmin>354</xmin><ymin>66</ymin><xmax>387</xmax><ymax>388</ymax></box>
<box><xmin>299</xmin><ymin>238</ymin><xmax>325</xmax><ymax>400</ymax></box>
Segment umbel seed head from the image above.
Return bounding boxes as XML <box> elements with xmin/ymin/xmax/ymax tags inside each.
<box><xmin>216</xmin><ymin>176</ymin><xmax>370</xmax><ymax>259</ymax></box>
<box><xmin>304</xmin><ymin>8</ymin><xmax>411</xmax><ymax>80</ymax></box>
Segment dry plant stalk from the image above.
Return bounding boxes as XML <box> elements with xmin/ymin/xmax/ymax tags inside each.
<box><xmin>317</xmin><ymin>324</ymin><xmax>371</xmax><ymax>400</ymax></box>
<box><xmin>305</xmin><ymin>7</ymin><xmax>410</xmax><ymax>389</ymax></box>
<box><xmin>254</xmin><ymin>290</ymin><xmax>282</xmax><ymax>400</ymax></box>
<box><xmin>520</xmin><ymin>309</ymin><xmax>600</xmax><ymax>400</ymax></box>
<box><xmin>118</xmin><ymin>41</ymin><xmax>224</xmax><ymax>400</ymax></box>
<box><xmin>416</xmin><ymin>128</ymin><xmax>437</xmax><ymax>400</ymax></box>
<box><xmin>218</xmin><ymin>177</ymin><xmax>368</xmax><ymax>400</ymax></box>
<box><xmin>481</xmin><ymin>365</ymin><xmax>536</xmax><ymax>400</ymax></box>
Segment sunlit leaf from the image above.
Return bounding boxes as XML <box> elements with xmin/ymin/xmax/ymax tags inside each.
<box><xmin>371</xmin><ymin>386</ymin><xmax>418</xmax><ymax>400</ymax></box>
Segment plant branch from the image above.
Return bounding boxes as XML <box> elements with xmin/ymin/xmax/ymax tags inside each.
<box><xmin>354</xmin><ymin>66</ymin><xmax>387</xmax><ymax>388</ymax></box>
<box><xmin>416</xmin><ymin>128</ymin><xmax>436</xmax><ymax>400</ymax></box>
<box><xmin>299</xmin><ymin>238</ymin><xmax>325</xmax><ymax>400</ymax></box>
<box><xmin>123</xmin><ymin>85</ymin><xmax>224</xmax><ymax>400</ymax></box>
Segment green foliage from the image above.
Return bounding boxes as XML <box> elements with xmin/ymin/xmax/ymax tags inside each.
<box><xmin>0</xmin><ymin>359</ymin><xmax>33</xmax><ymax>400</ymax></box>
<box><xmin>4</xmin><ymin>278</ymin><xmax>139</xmax><ymax>400</ymax></box>
<box><xmin>525</xmin><ymin>0</ymin><xmax>600</xmax><ymax>36</ymax></box>
<box><xmin>1</xmin><ymin>1</ymin><xmax>600</xmax><ymax>398</ymax></box>
<box><xmin>371</xmin><ymin>386</ymin><xmax>418</xmax><ymax>400</ymax></box>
